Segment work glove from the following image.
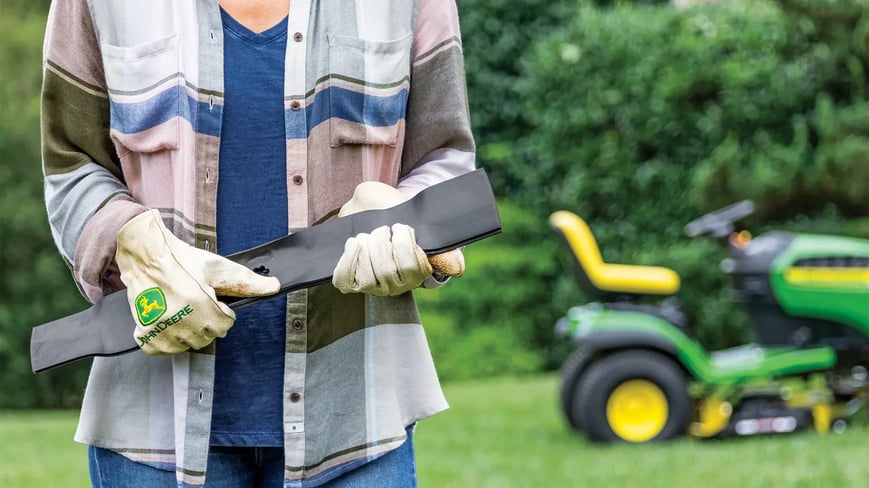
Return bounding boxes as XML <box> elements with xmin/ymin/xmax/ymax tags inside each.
<box><xmin>332</xmin><ymin>182</ymin><xmax>465</xmax><ymax>296</ymax></box>
<box><xmin>116</xmin><ymin>209</ymin><xmax>280</xmax><ymax>354</ymax></box>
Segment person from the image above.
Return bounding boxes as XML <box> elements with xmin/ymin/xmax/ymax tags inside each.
<box><xmin>40</xmin><ymin>0</ymin><xmax>476</xmax><ymax>486</ymax></box>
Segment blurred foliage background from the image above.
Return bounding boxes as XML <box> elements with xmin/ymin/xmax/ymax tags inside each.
<box><xmin>1</xmin><ymin>0</ymin><xmax>93</xmax><ymax>408</ymax></box>
<box><xmin>0</xmin><ymin>0</ymin><xmax>867</xmax><ymax>407</ymax></box>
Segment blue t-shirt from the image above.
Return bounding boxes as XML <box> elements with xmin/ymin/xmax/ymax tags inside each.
<box><xmin>211</xmin><ymin>9</ymin><xmax>289</xmax><ymax>447</ymax></box>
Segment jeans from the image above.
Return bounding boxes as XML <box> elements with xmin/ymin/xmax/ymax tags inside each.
<box><xmin>88</xmin><ymin>429</ymin><xmax>417</xmax><ymax>488</ymax></box>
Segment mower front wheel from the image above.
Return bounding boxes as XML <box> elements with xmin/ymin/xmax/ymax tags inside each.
<box><xmin>570</xmin><ymin>350</ymin><xmax>690</xmax><ymax>443</ymax></box>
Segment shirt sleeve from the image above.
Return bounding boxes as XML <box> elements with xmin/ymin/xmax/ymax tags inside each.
<box><xmin>397</xmin><ymin>0</ymin><xmax>476</xmax><ymax>197</ymax></box>
<box><xmin>42</xmin><ymin>0</ymin><xmax>147</xmax><ymax>302</ymax></box>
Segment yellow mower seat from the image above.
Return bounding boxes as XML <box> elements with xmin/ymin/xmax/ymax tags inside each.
<box><xmin>549</xmin><ymin>210</ymin><xmax>680</xmax><ymax>297</ymax></box>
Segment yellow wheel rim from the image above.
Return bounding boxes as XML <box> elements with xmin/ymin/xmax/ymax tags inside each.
<box><xmin>606</xmin><ymin>379</ymin><xmax>668</xmax><ymax>442</ymax></box>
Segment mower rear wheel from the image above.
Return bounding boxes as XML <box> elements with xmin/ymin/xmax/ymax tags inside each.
<box><xmin>572</xmin><ymin>350</ymin><xmax>690</xmax><ymax>443</ymax></box>
<box><xmin>560</xmin><ymin>347</ymin><xmax>592</xmax><ymax>431</ymax></box>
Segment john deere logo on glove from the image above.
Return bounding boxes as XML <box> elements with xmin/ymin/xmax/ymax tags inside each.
<box><xmin>135</xmin><ymin>288</ymin><xmax>167</xmax><ymax>326</ymax></box>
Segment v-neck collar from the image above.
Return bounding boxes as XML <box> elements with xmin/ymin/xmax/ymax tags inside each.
<box><xmin>220</xmin><ymin>7</ymin><xmax>288</xmax><ymax>44</ymax></box>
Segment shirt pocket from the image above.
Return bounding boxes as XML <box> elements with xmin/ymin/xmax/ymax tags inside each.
<box><xmin>327</xmin><ymin>33</ymin><xmax>412</xmax><ymax>148</ymax></box>
<box><xmin>101</xmin><ymin>34</ymin><xmax>182</xmax><ymax>156</ymax></box>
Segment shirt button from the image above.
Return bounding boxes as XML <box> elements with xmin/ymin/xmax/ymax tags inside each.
<box><xmin>292</xmin><ymin>175</ymin><xmax>303</xmax><ymax>185</ymax></box>
<box><xmin>292</xmin><ymin>318</ymin><xmax>304</xmax><ymax>330</ymax></box>
<box><xmin>290</xmin><ymin>100</ymin><xmax>301</xmax><ymax>111</ymax></box>
<box><xmin>294</xmin><ymin>32</ymin><xmax>303</xmax><ymax>42</ymax></box>
<box><xmin>290</xmin><ymin>392</ymin><xmax>301</xmax><ymax>402</ymax></box>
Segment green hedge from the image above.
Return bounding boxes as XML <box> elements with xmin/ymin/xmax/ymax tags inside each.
<box><xmin>0</xmin><ymin>9</ymin><xmax>92</xmax><ymax>408</ymax></box>
<box><xmin>437</xmin><ymin>0</ymin><xmax>868</xmax><ymax>372</ymax></box>
<box><xmin>457</xmin><ymin>0</ymin><xmax>578</xmax><ymax>193</ymax></box>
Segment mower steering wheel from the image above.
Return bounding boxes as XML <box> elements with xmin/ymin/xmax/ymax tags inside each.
<box><xmin>684</xmin><ymin>200</ymin><xmax>755</xmax><ymax>239</ymax></box>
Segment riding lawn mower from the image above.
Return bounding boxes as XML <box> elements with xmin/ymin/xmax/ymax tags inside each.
<box><xmin>551</xmin><ymin>201</ymin><xmax>869</xmax><ymax>443</ymax></box>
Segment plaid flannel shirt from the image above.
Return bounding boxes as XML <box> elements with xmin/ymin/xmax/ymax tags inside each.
<box><xmin>41</xmin><ymin>0</ymin><xmax>475</xmax><ymax>485</ymax></box>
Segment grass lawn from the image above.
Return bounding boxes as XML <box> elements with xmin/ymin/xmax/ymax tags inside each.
<box><xmin>416</xmin><ymin>375</ymin><xmax>869</xmax><ymax>487</ymax></box>
<box><xmin>1</xmin><ymin>374</ymin><xmax>867</xmax><ymax>487</ymax></box>
<box><xmin>0</xmin><ymin>410</ymin><xmax>89</xmax><ymax>486</ymax></box>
